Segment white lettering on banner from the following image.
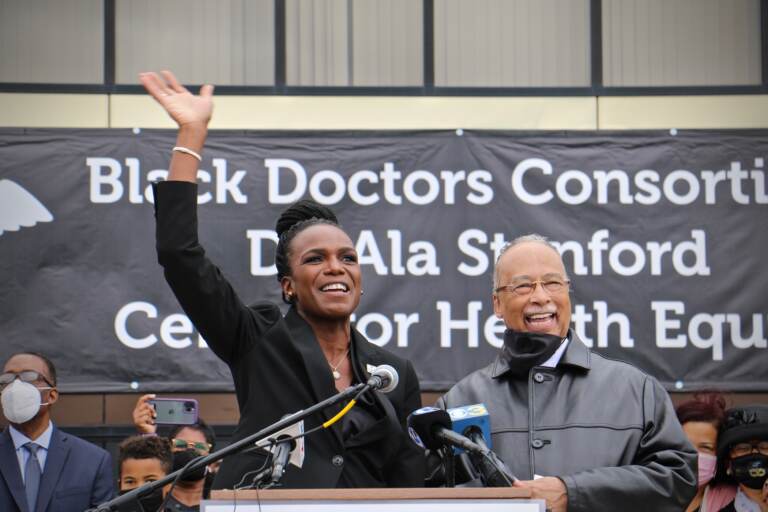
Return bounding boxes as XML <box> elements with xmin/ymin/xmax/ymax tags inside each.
<box><xmin>436</xmin><ymin>301</ymin><xmax>484</xmax><ymax>348</ymax></box>
<box><xmin>349</xmin><ymin>312</ymin><xmax>420</xmax><ymax>347</ymax></box>
<box><xmin>456</xmin><ymin>229</ymin><xmax>507</xmax><ymax>276</ymax></box>
<box><xmin>593</xmin><ymin>301</ymin><xmax>634</xmax><ymax>347</ymax></box>
<box><xmin>652</xmin><ymin>301</ymin><xmax>768</xmax><ymax>361</ymax></box>
<box><xmin>115</xmin><ymin>301</ymin><xmax>208</xmax><ymax>349</ymax></box>
<box><xmin>458</xmin><ymin>228</ymin><xmax>710</xmax><ymax>277</ymax></box>
<box><xmin>87</xmin><ymin>157</ymin><xmax>247</xmax><ymax>204</ymax></box>
<box><xmin>88</xmin><ymin>155</ymin><xmax>765</xmax><ymax>207</ymax></box>
<box><xmin>436</xmin><ymin>300</ymin><xmax>636</xmax><ymax>349</ymax></box>
<box><xmin>111</xmin><ymin>299</ymin><xmax>766</xmax><ymax>363</ymax></box>
<box><xmin>247</xmin><ymin>229</ymin><xmax>441</xmax><ymax>277</ymax></box>
<box><xmin>265</xmin><ymin>158</ymin><xmax>494</xmax><ymax>206</ymax></box>
<box><xmin>356</xmin><ymin>230</ymin><xmax>440</xmax><ymax>276</ymax></box>
<box><xmin>246</xmin><ymin>229</ymin><xmax>279</xmax><ymax>276</ymax></box>
<box><xmin>510</xmin><ymin>157</ymin><xmax>768</xmax><ymax>205</ymax></box>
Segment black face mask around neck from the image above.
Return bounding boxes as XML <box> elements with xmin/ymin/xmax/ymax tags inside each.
<box><xmin>501</xmin><ymin>329</ymin><xmax>564</xmax><ymax>378</ymax></box>
<box><xmin>731</xmin><ymin>453</ymin><xmax>768</xmax><ymax>489</ymax></box>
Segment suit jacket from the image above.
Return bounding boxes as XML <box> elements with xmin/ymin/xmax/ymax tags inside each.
<box><xmin>154</xmin><ymin>181</ymin><xmax>425</xmax><ymax>488</ymax></box>
<box><xmin>0</xmin><ymin>425</ymin><xmax>114</xmax><ymax>512</ymax></box>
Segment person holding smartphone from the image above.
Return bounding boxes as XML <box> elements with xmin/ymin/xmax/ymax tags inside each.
<box><xmin>131</xmin><ymin>393</ymin><xmax>216</xmax><ymax>509</ymax></box>
<box><xmin>139</xmin><ymin>71</ymin><xmax>424</xmax><ymax>490</ymax></box>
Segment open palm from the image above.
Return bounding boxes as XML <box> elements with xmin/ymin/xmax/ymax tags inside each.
<box><xmin>139</xmin><ymin>70</ymin><xmax>214</xmax><ymax>128</ymax></box>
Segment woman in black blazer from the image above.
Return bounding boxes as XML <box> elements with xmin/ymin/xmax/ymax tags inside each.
<box><xmin>140</xmin><ymin>71</ymin><xmax>425</xmax><ymax>489</ymax></box>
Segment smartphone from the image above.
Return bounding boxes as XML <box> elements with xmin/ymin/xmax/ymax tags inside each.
<box><xmin>148</xmin><ymin>398</ymin><xmax>199</xmax><ymax>425</ymax></box>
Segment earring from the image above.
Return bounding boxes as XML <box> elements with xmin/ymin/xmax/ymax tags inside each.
<box><xmin>360</xmin><ymin>289</ymin><xmax>364</xmax><ymax>296</ymax></box>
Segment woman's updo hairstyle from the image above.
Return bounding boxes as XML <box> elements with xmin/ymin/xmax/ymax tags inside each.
<box><xmin>275</xmin><ymin>199</ymin><xmax>340</xmax><ymax>300</ymax></box>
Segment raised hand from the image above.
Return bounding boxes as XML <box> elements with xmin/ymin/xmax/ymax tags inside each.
<box><xmin>139</xmin><ymin>70</ymin><xmax>214</xmax><ymax>129</ymax></box>
<box><xmin>139</xmin><ymin>70</ymin><xmax>211</xmax><ymax>182</ymax></box>
<box><xmin>132</xmin><ymin>393</ymin><xmax>157</xmax><ymax>434</ymax></box>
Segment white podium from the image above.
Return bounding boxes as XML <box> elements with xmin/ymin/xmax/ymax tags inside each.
<box><xmin>204</xmin><ymin>487</ymin><xmax>545</xmax><ymax>512</ymax></box>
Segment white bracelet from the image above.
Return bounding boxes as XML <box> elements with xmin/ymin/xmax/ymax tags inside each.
<box><xmin>172</xmin><ymin>146</ymin><xmax>202</xmax><ymax>162</ymax></box>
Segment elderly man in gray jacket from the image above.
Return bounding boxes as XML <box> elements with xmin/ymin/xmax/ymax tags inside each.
<box><xmin>437</xmin><ymin>234</ymin><xmax>697</xmax><ymax>512</ymax></box>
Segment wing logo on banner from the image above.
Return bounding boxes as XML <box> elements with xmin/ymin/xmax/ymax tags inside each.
<box><xmin>0</xmin><ymin>179</ymin><xmax>53</xmax><ymax>236</ymax></box>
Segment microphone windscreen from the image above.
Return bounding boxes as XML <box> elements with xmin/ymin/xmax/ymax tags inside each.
<box><xmin>447</xmin><ymin>403</ymin><xmax>492</xmax><ymax>454</ymax></box>
<box><xmin>370</xmin><ymin>364</ymin><xmax>399</xmax><ymax>393</ymax></box>
<box><xmin>407</xmin><ymin>407</ymin><xmax>452</xmax><ymax>450</ymax></box>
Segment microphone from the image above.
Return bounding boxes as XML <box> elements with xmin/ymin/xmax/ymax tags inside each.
<box><xmin>465</xmin><ymin>426</ymin><xmax>517</xmax><ymax>486</ymax></box>
<box><xmin>255</xmin><ymin>420</ymin><xmax>305</xmax><ymax>469</ymax></box>
<box><xmin>407</xmin><ymin>407</ymin><xmax>485</xmax><ymax>453</ymax></box>
<box><xmin>449</xmin><ymin>403</ymin><xmax>516</xmax><ymax>486</ymax></box>
<box><xmin>268</xmin><ymin>436</ymin><xmax>295</xmax><ymax>483</ymax></box>
<box><xmin>409</xmin><ymin>405</ymin><xmax>517</xmax><ymax>487</ymax></box>
<box><xmin>366</xmin><ymin>364</ymin><xmax>398</xmax><ymax>393</ymax></box>
<box><xmin>446</xmin><ymin>404</ymin><xmax>493</xmax><ymax>454</ymax></box>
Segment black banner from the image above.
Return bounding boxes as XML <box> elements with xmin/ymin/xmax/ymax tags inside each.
<box><xmin>1</xmin><ymin>128</ymin><xmax>766</xmax><ymax>392</ymax></box>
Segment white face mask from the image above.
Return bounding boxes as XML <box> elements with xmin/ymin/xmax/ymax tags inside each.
<box><xmin>1</xmin><ymin>380</ymin><xmax>51</xmax><ymax>424</ymax></box>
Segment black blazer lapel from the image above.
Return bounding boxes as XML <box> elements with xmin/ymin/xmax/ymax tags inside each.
<box><xmin>349</xmin><ymin>329</ymin><xmax>403</xmax><ymax>429</ymax></box>
<box><xmin>0</xmin><ymin>428</ymin><xmax>27</xmax><ymax>512</ymax></box>
<box><xmin>34</xmin><ymin>427</ymin><xmax>70</xmax><ymax>512</ymax></box>
<box><xmin>284</xmin><ymin>307</ymin><xmax>344</xmax><ymax>445</ymax></box>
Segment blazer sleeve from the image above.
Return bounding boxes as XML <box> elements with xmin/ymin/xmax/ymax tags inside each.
<box><xmin>384</xmin><ymin>359</ymin><xmax>426</xmax><ymax>487</ymax></box>
<box><xmin>560</xmin><ymin>376</ymin><xmax>698</xmax><ymax>512</ymax></box>
<box><xmin>90</xmin><ymin>448</ymin><xmax>115</xmax><ymax>505</ymax></box>
<box><xmin>153</xmin><ymin>181</ymin><xmax>281</xmax><ymax>364</ymax></box>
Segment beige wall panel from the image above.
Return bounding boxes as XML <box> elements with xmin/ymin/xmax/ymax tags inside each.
<box><xmin>603</xmin><ymin>0</ymin><xmax>761</xmax><ymax>86</ymax></box>
<box><xmin>0</xmin><ymin>0</ymin><xmax>103</xmax><ymax>84</ymax></box>
<box><xmin>103</xmin><ymin>393</ymin><xmax>240</xmax><ymax>426</ymax></box>
<box><xmin>115</xmin><ymin>0</ymin><xmax>274</xmax><ymax>86</ymax></box>
<box><xmin>7</xmin><ymin>94</ymin><xmax>765</xmax><ymax>131</ymax></box>
<box><xmin>435</xmin><ymin>0</ymin><xmax>590</xmax><ymax>87</ymax></box>
<box><xmin>287</xmin><ymin>0</ymin><xmax>349</xmax><ymax>86</ymax></box>
<box><xmin>352</xmin><ymin>0</ymin><xmax>422</xmax><ymax>86</ymax></box>
<box><xmin>0</xmin><ymin>395</ymin><xmax>104</xmax><ymax>428</ymax></box>
<box><xmin>0</xmin><ymin>93</ymin><xmax>108</xmax><ymax>128</ymax></box>
<box><xmin>598</xmin><ymin>95</ymin><xmax>768</xmax><ymax>129</ymax></box>
<box><xmin>111</xmin><ymin>94</ymin><xmax>596</xmax><ymax>130</ymax></box>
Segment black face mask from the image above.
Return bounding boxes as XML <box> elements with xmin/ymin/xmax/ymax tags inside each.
<box><xmin>172</xmin><ymin>449</ymin><xmax>207</xmax><ymax>483</ymax></box>
<box><xmin>117</xmin><ymin>486</ymin><xmax>165</xmax><ymax>512</ymax></box>
<box><xmin>731</xmin><ymin>453</ymin><xmax>768</xmax><ymax>489</ymax></box>
<box><xmin>501</xmin><ymin>329</ymin><xmax>564</xmax><ymax>378</ymax></box>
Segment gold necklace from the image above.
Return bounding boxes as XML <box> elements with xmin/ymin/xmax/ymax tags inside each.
<box><xmin>327</xmin><ymin>349</ymin><xmax>349</xmax><ymax>380</ymax></box>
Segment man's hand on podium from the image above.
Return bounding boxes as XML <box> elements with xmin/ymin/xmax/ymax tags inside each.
<box><xmin>513</xmin><ymin>476</ymin><xmax>567</xmax><ymax>512</ymax></box>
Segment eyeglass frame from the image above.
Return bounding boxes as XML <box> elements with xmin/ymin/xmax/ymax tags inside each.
<box><xmin>494</xmin><ymin>276</ymin><xmax>571</xmax><ymax>297</ymax></box>
<box><xmin>730</xmin><ymin>440</ymin><xmax>768</xmax><ymax>457</ymax></box>
<box><xmin>0</xmin><ymin>370</ymin><xmax>55</xmax><ymax>390</ymax></box>
<box><xmin>171</xmin><ymin>438</ymin><xmax>212</xmax><ymax>453</ymax></box>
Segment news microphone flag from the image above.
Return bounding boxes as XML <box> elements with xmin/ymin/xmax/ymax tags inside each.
<box><xmin>447</xmin><ymin>403</ymin><xmax>492</xmax><ymax>454</ymax></box>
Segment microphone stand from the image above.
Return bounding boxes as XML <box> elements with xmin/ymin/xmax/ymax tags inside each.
<box><xmin>88</xmin><ymin>382</ymin><xmax>372</xmax><ymax>512</ymax></box>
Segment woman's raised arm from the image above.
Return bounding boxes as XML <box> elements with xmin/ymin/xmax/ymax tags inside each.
<box><xmin>139</xmin><ymin>70</ymin><xmax>213</xmax><ymax>183</ymax></box>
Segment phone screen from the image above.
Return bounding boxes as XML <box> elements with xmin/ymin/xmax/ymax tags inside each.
<box><xmin>150</xmin><ymin>398</ymin><xmax>199</xmax><ymax>425</ymax></box>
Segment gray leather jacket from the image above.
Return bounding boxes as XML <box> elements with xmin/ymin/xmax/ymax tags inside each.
<box><xmin>437</xmin><ymin>331</ymin><xmax>697</xmax><ymax>512</ymax></box>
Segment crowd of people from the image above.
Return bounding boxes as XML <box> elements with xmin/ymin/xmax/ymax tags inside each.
<box><xmin>1</xmin><ymin>71</ymin><xmax>766</xmax><ymax>512</ymax></box>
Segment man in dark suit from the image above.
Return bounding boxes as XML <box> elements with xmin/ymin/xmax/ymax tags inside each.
<box><xmin>0</xmin><ymin>352</ymin><xmax>114</xmax><ymax>512</ymax></box>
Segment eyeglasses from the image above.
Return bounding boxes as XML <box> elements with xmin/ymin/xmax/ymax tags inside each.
<box><xmin>730</xmin><ymin>441</ymin><xmax>768</xmax><ymax>457</ymax></box>
<box><xmin>495</xmin><ymin>278</ymin><xmax>571</xmax><ymax>297</ymax></box>
<box><xmin>171</xmin><ymin>438</ymin><xmax>212</xmax><ymax>454</ymax></box>
<box><xmin>0</xmin><ymin>371</ymin><xmax>54</xmax><ymax>390</ymax></box>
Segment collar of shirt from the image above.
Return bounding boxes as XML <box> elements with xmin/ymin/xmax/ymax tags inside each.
<box><xmin>539</xmin><ymin>337</ymin><xmax>570</xmax><ymax>368</ymax></box>
<box><xmin>734</xmin><ymin>487</ymin><xmax>763</xmax><ymax>512</ymax></box>
<box><xmin>10</xmin><ymin>421</ymin><xmax>53</xmax><ymax>478</ymax></box>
